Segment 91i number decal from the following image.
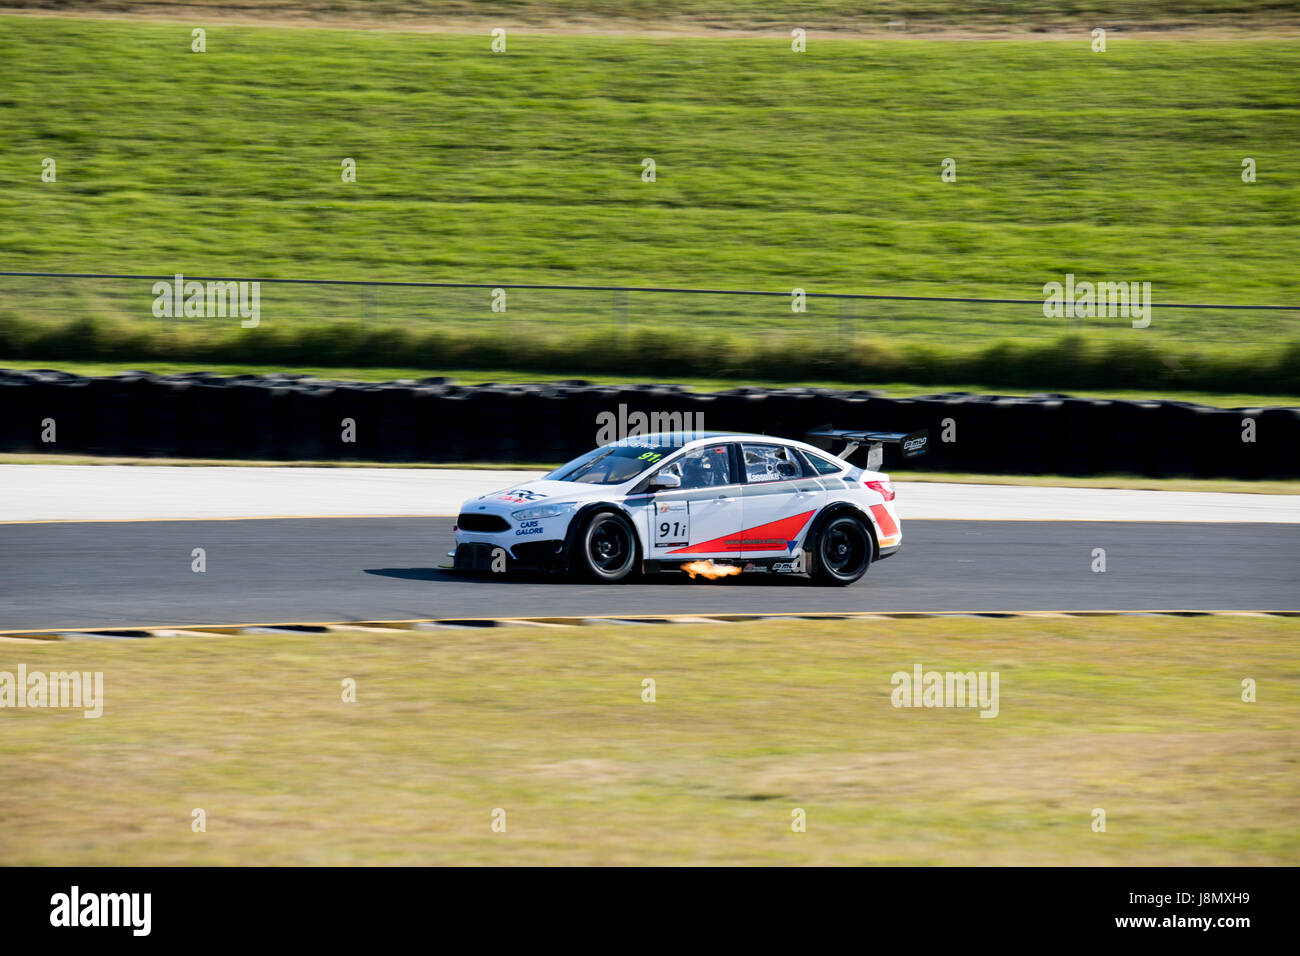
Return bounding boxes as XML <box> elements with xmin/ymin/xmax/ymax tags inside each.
<box><xmin>654</xmin><ymin>500</ymin><xmax>689</xmax><ymax>548</ymax></box>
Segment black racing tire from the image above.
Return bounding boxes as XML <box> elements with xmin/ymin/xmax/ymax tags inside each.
<box><xmin>810</xmin><ymin>512</ymin><xmax>873</xmax><ymax>586</ymax></box>
<box><xmin>574</xmin><ymin>510</ymin><xmax>639</xmax><ymax>583</ymax></box>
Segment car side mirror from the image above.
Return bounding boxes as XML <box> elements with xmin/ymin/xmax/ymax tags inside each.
<box><xmin>650</xmin><ymin>472</ymin><xmax>681</xmax><ymax>490</ymax></box>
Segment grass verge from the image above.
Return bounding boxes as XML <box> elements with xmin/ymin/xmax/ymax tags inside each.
<box><xmin>3</xmin><ymin>359</ymin><xmax>1297</xmax><ymax>409</ymax></box>
<box><xmin>3</xmin><ymin>451</ymin><xmax>1299</xmax><ymax>495</ymax></box>
<box><xmin>0</xmin><ymin>616</ymin><xmax>1295</xmax><ymax>865</ymax></box>
<box><xmin>3</xmin><ymin>318</ymin><xmax>1296</xmax><ymax>395</ymax></box>
<box><xmin>1</xmin><ymin>20</ymin><xmax>1298</xmax><ymax>392</ymax></box>
<box><xmin>9</xmin><ymin>1</ymin><xmax>1300</xmax><ymax>32</ymax></box>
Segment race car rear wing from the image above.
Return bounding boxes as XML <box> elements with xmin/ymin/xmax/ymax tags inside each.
<box><xmin>806</xmin><ymin>425</ymin><xmax>929</xmax><ymax>472</ymax></box>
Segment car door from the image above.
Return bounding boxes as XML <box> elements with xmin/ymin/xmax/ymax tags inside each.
<box><xmin>646</xmin><ymin>443</ymin><xmax>742</xmax><ymax>560</ymax></box>
<box><xmin>737</xmin><ymin>442</ymin><xmax>825</xmax><ymax>559</ymax></box>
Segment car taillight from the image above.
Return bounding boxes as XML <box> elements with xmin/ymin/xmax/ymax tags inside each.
<box><xmin>864</xmin><ymin>480</ymin><xmax>895</xmax><ymax>502</ymax></box>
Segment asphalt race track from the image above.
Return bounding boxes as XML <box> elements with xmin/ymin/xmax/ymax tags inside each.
<box><xmin>2</xmin><ymin>517</ymin><xmax>1297</xmax><ymax>632</ymax></box>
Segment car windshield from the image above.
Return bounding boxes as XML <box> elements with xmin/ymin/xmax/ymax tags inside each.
<box><xmin>545</xmin><ymin>443</ymin><xmax>678</xmax><ymax>485</ymax></box>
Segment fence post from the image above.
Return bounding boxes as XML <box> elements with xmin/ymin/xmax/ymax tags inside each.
<box><xmin>616</xmin><ymin>288</ymin><xmax>629</xmax><ymax>349</ymax></box>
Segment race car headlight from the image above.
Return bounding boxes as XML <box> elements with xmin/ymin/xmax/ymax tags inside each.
<box><xmin>512</xmin><ymin>501</ymin><xmax>577</xmax><ymax>521</ymax></box>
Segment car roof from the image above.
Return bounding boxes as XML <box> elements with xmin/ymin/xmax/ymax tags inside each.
<box><xmin>630</xmin><ymin>430</ymin><xmax>771</xmax><ymax>445</ymax></box>
<box><xmin>631</xmin><ymin>431</ymin><xmax>818</xmax><ymax>451</ymax></box>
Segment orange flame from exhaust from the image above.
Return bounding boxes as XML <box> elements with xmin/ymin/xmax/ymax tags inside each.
<box><xmin>681</xmin><ymin>560</ymin><xmax>742</xmax><ymax>580</ymax></box>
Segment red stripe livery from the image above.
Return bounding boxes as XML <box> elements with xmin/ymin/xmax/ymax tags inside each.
<box><xmin>869</xmin><ymin>505</ymin><xmax>898</xmax><ymax>537</ymax></box>
<box><xmin>669</xmin><ymin>510</ymin><xmax>816</xmax><ymax>555</ymax></box>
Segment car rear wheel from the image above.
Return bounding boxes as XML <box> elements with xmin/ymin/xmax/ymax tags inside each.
<box><xmin>810</xmin><ymin>513</ymin><xmax>873</xmax><ymax>586</ymax></box>
<box><xmin>575</xmin><ymin>511</ymin><xmax>638</xmax><ymax>583</ymax></box>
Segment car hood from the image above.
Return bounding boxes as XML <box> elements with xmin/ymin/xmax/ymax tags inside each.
<box><xmin>463</xmin><ymin>479</ymin><xmax>625</xmax><ymax>514</ymax></box>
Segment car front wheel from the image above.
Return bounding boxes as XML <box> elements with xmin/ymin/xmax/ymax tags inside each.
<box><xmin>575</xmin><ymin>511</ymin><xmax>638</xmax><ymax>583</ymax></box>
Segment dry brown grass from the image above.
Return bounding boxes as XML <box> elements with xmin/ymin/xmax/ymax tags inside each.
<box><xmin>1</xmin><ymin>615</ymin><xmax>1296</xmax><ymax>864</ymax></box>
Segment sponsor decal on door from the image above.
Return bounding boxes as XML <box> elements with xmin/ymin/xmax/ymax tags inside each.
<box><xmin>654</xmin><ymin>500</ymin><xmax>690</xmax><ymax>548</ymax></box>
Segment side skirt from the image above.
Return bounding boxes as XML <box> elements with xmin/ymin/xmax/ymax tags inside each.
<box><xmin>643</xmin><ymin>556</ymin><xmax>810</xmax><ymax>577</ymax></box>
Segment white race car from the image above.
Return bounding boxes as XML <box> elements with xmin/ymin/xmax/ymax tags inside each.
<box><xmin>451</xmin><ymin>427</ymin><xmax>927</xmax><ymax>586</ymax></box>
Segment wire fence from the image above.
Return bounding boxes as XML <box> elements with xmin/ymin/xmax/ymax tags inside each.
<box><xmin>1</xmin><ymin>271</ymin><xmax>1297</xmax><ymax>350</ymax></box>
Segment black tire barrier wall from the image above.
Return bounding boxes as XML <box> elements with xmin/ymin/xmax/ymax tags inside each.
<box><xmin>0</xmin><ymin>369</ymin><xmax>1295</xmax><ymax>479</ymax></box>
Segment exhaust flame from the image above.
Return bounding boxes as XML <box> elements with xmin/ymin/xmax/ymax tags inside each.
<box><xmin>681</xmin><ymin>560</ymin><xmax>742</xmax><ymax>581</ymax></box>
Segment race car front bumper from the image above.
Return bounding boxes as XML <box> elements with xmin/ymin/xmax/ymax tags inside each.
<box><xmin>452</xmin><ymin>539</ymin><xmax>567</xmax><ymax>571</ymax></box>
<box><xmin>454</xmin><ymin>504</ymin><xmax>574</xmax><ymax>570</ymax></box>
